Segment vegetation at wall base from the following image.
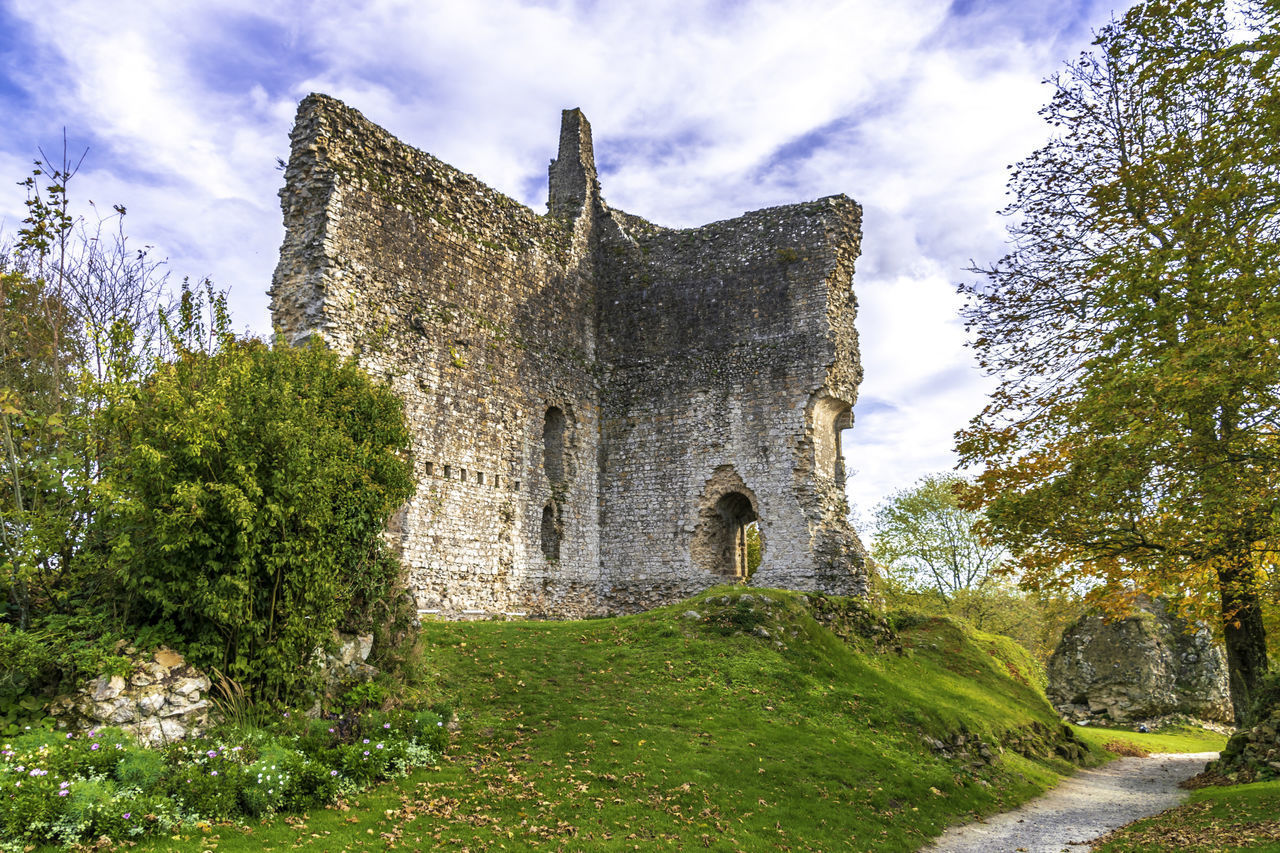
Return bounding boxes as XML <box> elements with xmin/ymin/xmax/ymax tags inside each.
<box><xmin>71</xmin><ymin>588</ymin><xmax>1102</xmax><ymax>852</ymax></box>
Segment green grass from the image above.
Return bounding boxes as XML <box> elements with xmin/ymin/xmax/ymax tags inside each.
<box><xmin>131</xmin><ymin>588</ymin><xmax>1091</xmax><ymax>852</ymax></box>
<box><xmin>1072</xmin><ymin>723</ymin><xmax>1229</xmax><ymax>756</ymax></box>
<box><xmin>1092</xmin><ymin>780</ymin><xmax>1280</xmax><ymax>852</ymax></box>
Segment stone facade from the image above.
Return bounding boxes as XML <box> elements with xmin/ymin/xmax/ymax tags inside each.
<box><xmin>270</xmin><ymin>94</ymin><xmax>869</xmax><ymax>617</ymax></box>
<box><xmin>1047</xmin><ymin>597</ymin><xmax>1233</xmax><ymax>724</ymax></box>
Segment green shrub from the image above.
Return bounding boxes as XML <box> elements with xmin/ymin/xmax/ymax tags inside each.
<box><xmin>97</xmin><ymin>336</ymin><xmax>415</xmax><ymax>703</ymax></box>
<box><xmin>114</xmin><ymin>743</ymin><xmax>168</xmax><ymax>790</ymax></box>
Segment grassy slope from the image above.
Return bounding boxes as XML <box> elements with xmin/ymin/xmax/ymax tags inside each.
<box><xmin>138</xmin><ymin>588</ymin><xmax>1093</xmax><ymax>852</ymax></box>
<box><xmin>1072</xmin><ymin>724</ymin><xmax>1227</xmax><ymax>756</ymax></box>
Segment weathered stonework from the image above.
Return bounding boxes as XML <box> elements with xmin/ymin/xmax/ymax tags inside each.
<box><xmin>47</xmin><ymin>649</ymin><xmax>212</xmax><ymax>747</ymax></box>
<box><xmin>270</xmin><ymin>94</ymin><xmax>869</xmax><ymax>617</ymax></box>
<box><xmin>1047</xmin><ymin>597</ymin><xmax>1233</xmax><ymax>724</ymax></box>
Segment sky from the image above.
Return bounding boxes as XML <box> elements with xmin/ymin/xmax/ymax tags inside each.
<box><xmin>0</xmin><ymin>0</ymin><xmax>1128</xmax><ymax>529</ymax></box>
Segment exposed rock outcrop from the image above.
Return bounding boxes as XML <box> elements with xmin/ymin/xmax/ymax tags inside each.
<box><xmin>1047</xmin><ymin>596</ymin><xmax>1232</xmax><ymax>724</ymax></box>
<box><xmin>1205</xmin><ymin>676</ymin><xmax>1280</xmax><ymax>782</ymax></box>
<box><xmin>47</xmin><ymin>648</ymin><xmax>212</xmax><ymax>746</ymax></box>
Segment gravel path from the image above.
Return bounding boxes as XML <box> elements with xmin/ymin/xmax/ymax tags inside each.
<box><xmin>922</xmin><ymin>752</ymin><xmax>1218</xmax><ymax>853</ymax></box>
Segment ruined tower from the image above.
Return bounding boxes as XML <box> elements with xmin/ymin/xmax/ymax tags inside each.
<box><xmin>270</xmin><ymin>94</ymin><xmax>868</xmax><ymax>617</ymax></box>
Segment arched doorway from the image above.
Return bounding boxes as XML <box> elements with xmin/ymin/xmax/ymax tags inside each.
<box><xmin>691</xmin><ymin>468</ymin><xmax>765</xmax><ymax>579</ymax></box>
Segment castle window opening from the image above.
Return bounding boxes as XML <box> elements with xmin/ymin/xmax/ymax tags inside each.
<box><xmin>476</xmin><ymin>472</ymin><xmax>484</xmax><ymax>486</ymax></box>
<box><xmin>425</xmin><ymin>461</ymin><xmax>434</xmax><ymax>476</ymax></box>
<box><xmin>443</xmin><ymin>465</ymin><xmax>452</xmax><ymax>479</ymax></box>
<box><xmin>494</xmin><ymin>474</ymin><xmax>501</xmax><ymax>489</ymax></box>
<box><xmin>543</xmin><ymin>406</ymin><xmax>566</xmax><ymax>484</ymax></box>
<box><xmin>812</xmin><ymin>396</ymin><xmax>852</xmax><ymax>482</ymax></box>
<box><xmin>460</xmin><ymin>468</ymin><xmax>468</xmax><ymax>483</ymax></box>
<box><xmin>693</xmin><ymin>488</ymin><xmax>763</xmax><ymax>579</ymax></box>
<box><xmin>541</xmin><ymin>502</ymin><xmax>561</xmax><ymax>560</ymax></box>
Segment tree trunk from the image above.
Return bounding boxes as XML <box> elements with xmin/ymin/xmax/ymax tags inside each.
<box><xmin>1217</xmin><ymin>553</ymin><xmax>1270</xmax><ymax>725</ymax></box>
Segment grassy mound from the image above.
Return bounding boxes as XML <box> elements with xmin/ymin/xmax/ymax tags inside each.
<box><xmin>136</xmin><ymin>587</ymin><xmax>1092</xmax><ymax>852</ymax></box>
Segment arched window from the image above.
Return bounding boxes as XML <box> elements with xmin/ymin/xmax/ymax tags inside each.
<box><xmin>543</xmin><ymin>406</ymin><xmax>566</xmax><ymax>484</ymax></box>
<box><xmin>691</xmin><ymin>469</ymin><xmax>765</xmax><ymax>579</ymax></box>
<box><xmin>812</xmin><ymin>396</ymin><xmax>852</xmax><ymax>482</ymax></box>
<box><xmin>540</xmin><ymin>502</ymin><xmax>561</xmax><ymax>561</ymax></box>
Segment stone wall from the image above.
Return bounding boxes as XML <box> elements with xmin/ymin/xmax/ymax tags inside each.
<box><xmin>271</xmin><ymin>94</ymin><xmax>869</xmax><ymax>617</ymax></box>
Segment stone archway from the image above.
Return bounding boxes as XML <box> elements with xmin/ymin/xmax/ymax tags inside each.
<box><xmin>691</xmin><ymin>467</ymin><xmax>765</xmax><ymax>579</ymax></box>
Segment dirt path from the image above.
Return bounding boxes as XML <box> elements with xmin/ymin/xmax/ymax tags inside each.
<box><xmin>922</xmin><ymin>752</ymin><xmax>1218</xmax><ymax>853</ymax></box>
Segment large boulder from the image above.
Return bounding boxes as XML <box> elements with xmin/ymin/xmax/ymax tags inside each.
<box><xmin>1047</xmin><ymin>596</ymin><xmax>1232</xmax><ymax>724</ymax></box>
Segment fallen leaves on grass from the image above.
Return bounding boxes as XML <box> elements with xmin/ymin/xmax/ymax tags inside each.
<box><xmin>1104</xmin><ymin>739</ymin><xmax>1150</xmax><ymax>757</ymax></box>
<box><xmin>1091</xmin><ymin>801</ymin><xmax>1280</xmax><ymax>851</ymax></box>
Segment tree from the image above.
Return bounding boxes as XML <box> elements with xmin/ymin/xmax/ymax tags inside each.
<box><xmin>0</xmin><ymin>144</ymin><xmax>171</xmax><ymax>628</ymax></box>
<box><xmin>958</xmin><ymin>0</ymin><xmax>1280</xmax><ymax>722</ymax></box>
<box><xmin>96</xmin><ymin>325</ymin><xmax>415</xmax><ymax>702</ymax></box>
<box><xmin>872</xmin><ymin>474</ymin><xmax>1006</xmax><ymax>601</ymax></box>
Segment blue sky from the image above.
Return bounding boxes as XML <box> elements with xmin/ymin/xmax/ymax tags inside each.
<box><xmin>0</xmin><ymin>0</ymin><xmax>1123</xmax><ymax>525</ymax></box>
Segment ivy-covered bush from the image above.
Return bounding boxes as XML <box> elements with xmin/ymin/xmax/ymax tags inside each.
<box><xmin>96</xmin><ymin>335</ymin><xmax>415</xmax><ymax>703</ymax></box>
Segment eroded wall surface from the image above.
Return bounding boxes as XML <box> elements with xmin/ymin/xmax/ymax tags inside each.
<box><xmin>271</xmin><ymin>94</ymin><xmax>869</xmax><ymax>616</ymax></box>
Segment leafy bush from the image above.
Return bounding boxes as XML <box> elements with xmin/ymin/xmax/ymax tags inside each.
<box><xmin>97</xmin><ymin>335</ymin><xmax>414</xmax><ymax>702</ymax></box>
<box><xmin>0</xmin><ymin>708</ymin><xmax>447</xmax><ymax>849</ymax></box>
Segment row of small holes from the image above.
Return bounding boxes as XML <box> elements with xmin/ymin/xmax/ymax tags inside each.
<box><xmin>425</xmin><ymin>461</ymin><xmax>519</xmax><ymax>491</ymax></box>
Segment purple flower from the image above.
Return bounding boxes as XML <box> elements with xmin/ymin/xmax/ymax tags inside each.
<box><xmin>383</xmin><ymin>723</ymin><xmax>390</xmax><ymax>729</ymax></box>
<box><xmin>124</xmin><ymin>813</ymin><xmax>131</xmax><ymax>820</ymax></box>
<box><xmin>330</xmin><ymin>770</ymin><xmax>338</xmax><ymax>776</ymax></box>
<box><xmin>207</xmin><ymin>750</ymin><xmax>217</xmax><ymax>758</ymax></box>
<box><xmin>211</xmin><ymin>770</ymin><xmax>218</xmax><ymax>776</ymax></box>
<box><xmin>58</xmin><ymin>789</ymin><xmax>68</xmax><ymax>796</ymax></box>
<box><xmin>362</xmin><ymin>739</ymin><xmax>369</xmax><ymax>744</ymax></box>
<box><xmin>91</xmin><ymin>744</ymin><xmax>100</xmax><ymax>751</ymax></box>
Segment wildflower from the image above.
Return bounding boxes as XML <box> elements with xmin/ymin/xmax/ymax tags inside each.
<box><xmin>58</xmin><ymin>789</ymin><xmax>69</xmax><ymax>796</ymax></box>
<box><xmin>124</xmin><ymin>813</ymin><xmax>131</xmax><ymax>820</ymax></box>
<box><xmin>207</xmin><ymin>750</ymin><xmax>217</xmax><ymax>758</ymax></box>
<box><xmin>363</xmin><ymin>750</ymin><xmax>370</xmax><ymax>756</ymax></box>
<box><xmin>376</xmin><ymin>743</ymin><xmax>383</xmax><ymax>750</ymax></box>
<box><xmin>363</xmin><ymin>739</ymin><xmax>369</xmax><ymax>744</ymax></box>
<box><xmin>330</xmin><ymin>770</ymin><xmax>338</xmax><ymax>776</ymax></box>
<box><xmin>383</xmin><ymin>723</ymin><xmax>391</xmax><ymax>729</ymax></box>
<box><xmin>437</xmin><ymin>721</ymin><xmax>443</xmax><ymax>727</ymax></box>
<box><xmin>328</xmin><ymin>728</ymin><xmax>335</xmax><ymax>733</ymax></box>
<box><xmin>115</xmin><ymin>743</ymin><xmax>123</xmax><ymax>750</ymax></box>
<box><xmin>65</xmin><ymin>733</ymin><xmax>72</xmax><ymax>739</ymax></box>
<box><xmin>60</xmin><ymin>781</ymin><xmax>70</xmax><ymax>788</ymax></box>
<box><xmin>211</xmin><ymin>771</ymin><xmax>218</xmax><ymax>776</ymax></box>
<box><xmin>91</xmin><ymin>744</ymin><xmax>100</xmax><ymax>751</ymax></box>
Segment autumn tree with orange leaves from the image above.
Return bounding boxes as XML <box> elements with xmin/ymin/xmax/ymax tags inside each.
<box><xmin>959</xmin><ymin>0</ymin><xmax>1280</xmax><ymax>724</ymax></box>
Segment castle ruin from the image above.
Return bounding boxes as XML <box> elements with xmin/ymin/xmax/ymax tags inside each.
<box><xmin>270</xmin><ymin>94</ymin><xmax>869</xmax><ymax>617</ymax></box>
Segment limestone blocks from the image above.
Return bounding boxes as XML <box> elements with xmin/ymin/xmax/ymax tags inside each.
<box><xmin>48</xmin><ymin>648</ymin><xmax>212</xmax><ymax>747</ymax></box>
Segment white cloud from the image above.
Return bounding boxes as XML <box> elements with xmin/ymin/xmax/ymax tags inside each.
<box><xmin>0</xmin><ymin>0</ymin><xmax>1117</xmax><ymax>511</ymax></box>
